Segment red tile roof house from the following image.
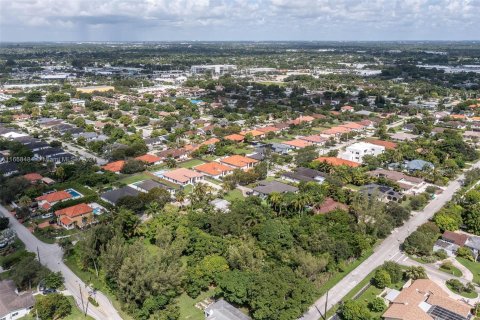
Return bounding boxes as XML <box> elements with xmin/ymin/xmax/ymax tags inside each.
<box><xmin>299</xmin><ymin>135</ymin><xmax>327</xmax><ymax>146</ymax></box>
<box><xmin>281</xmin><ymin>139</ymin><xmax>313</xmax><ymax>150</ymax></box>
<box><xmin>340</xmin><ymin>105</ymin><xmax>354</xmax><ymax>112</ymax></box>
<box><xmin>55</xmin><ymin>203</ymin><xmax>94</xmax><ymax>230</ymax></box>
<box><xmin>135</xmin><ymin>154</ymin><xmax>162</xmax><ymax>165</ymax></box>
<box><xmin>220</xmin><ymin>155</ymin><xmax>258</xmax><ymax>171</ymax></box>
<box><xmin>314</xmin><ymin>197</ymin><xmax>348</xmax><ymax>214</ymax></box>
<box><xmin>314</xmin><ymin>157</ymin><xmax>361</xmax><ymax>168</ymax></box>
<box><xmin>382</xmin><ymin>279</ymin><xmax>472</xmax><ymax>320</ymax></box>
<box><xmin>224</xmin><ymin>134</ymin><xmax>245</xmax><ymax>142</ymax></box>
<box><xmin>101</xmin><ymin>160</ymin><xmax>125</xmax><ymax>173</ymax></box>
<box><xmin>339</xmin><ymin>122</ymin><xmax>366</xmax><ymax>132</ymax></box>
<box><xmin>162</xmin><ymin>168</ymin><xmax>204</xmax><ymax>186</ymax></box>
<box><xmin>36</xmin><ymin>190</ymin><xmax>72</xmax><ymax>211</ymax></box>
<box><xmin>320</xmin><ymin>126</ymin><xmax>352</xmax><ymax>140</ymax></box>
<box><xmin>23</xmin><ymin>173</ymin><xmax>43</xmax><ymax>184</ymax></box>
<box><xmin>194</xmin><ymin>162</ymin><xmax>234</xmax><ymax>178</ymax></box>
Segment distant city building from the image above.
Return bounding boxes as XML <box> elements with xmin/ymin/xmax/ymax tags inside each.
<box><xmin>191</xmin><ymin>64</ymin><xmax>237</xmax><ymax>75</ymax></box>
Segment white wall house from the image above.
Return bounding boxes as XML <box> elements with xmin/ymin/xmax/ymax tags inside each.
<box><xmin>340</xmin><ymin>142</ymin><xmax>385</xmax><ymax>163</ymax></box>
<box><xmin>0</xmin><ymin>280</ymin><xmax>34</xmax><ymax>320</ymax></box>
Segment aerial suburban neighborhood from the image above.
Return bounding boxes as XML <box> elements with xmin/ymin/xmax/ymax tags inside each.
<box><xmin>1</xmin><ymin>3</ymin><xmax>480</xmax><ymax>320</ymax></box>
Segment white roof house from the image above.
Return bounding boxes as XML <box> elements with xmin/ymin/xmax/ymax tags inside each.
<box><xmin>339</xmin><ymin>142</ymin><xmax>385</xmax><ymax>163</ymax></box>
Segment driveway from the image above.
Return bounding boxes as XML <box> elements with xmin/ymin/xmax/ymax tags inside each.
<box><xmin>300</xmin><ymin>159</ymin><xmax>480</xmax><ymax>320</ymax></box>
<box><xmin>0</xmin><ymin>205</ymin><xmax>122</xmax><ymax>320</ymax></box>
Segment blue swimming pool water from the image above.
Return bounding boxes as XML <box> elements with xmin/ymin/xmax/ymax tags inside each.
<box><xmin>66</xmin><ymin>188</ymin><xmax>82</xmax><ymax>198</ymax></box>
<box><xmin>190</xmin><ymin>99</ymin><xmax>203</xmax><ymax>105</ymax></box>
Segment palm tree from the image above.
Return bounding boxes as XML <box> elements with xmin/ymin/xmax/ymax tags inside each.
<box><xmin>267</xmin><ymin>192</ymin><xmax>282</xmax><ymax>212</ymax></box>
<box><xmin>145</xmin><ymin>201</ymin><xmax>161</xmax><ymax>216</ymax></box>
<box><xmin>175</xmin><ymin>190</ymin><xmax>186</xmax><ymax>204</ymax></box>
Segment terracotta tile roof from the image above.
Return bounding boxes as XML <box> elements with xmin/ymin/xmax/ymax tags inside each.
<box><xmin>163</xmin><ymin>168</ymin><xmax>203</xmax><ymax>183</ymax></box>
<box><xmin>102</xmin><ymin>160</ymin><xmax>125</xmax><ymax>172</ymax></box>
<box><xmin>55</xmin><ymin>203</ymin><xmax>93</xmax><ymax>218</ymax></box>
<box><xmin>195</xmin><ymin>162</ymin><xmax>234</xmax><ymax>176</ymax></box>
<box><xmin>240</xmin><ymin>130</ymin><xmax>265</xmax><ymax>137</ymax></box>
<box><xmin>321</xmin><ymin>126</ymin><xmax>352</xmax><ymax>135</ymax></box>
<box><xmin>451</xmin><ymin>114</ymin><xmax>466</xmax><ymax>119</ymax></box>
<box><xmin>36</xmin><ymin>191</ymin><xmax>72</xmax><ymax>203</ymax></box>
<box><xmin>40</xmin><ymin>202</ymin><xmax>51</xmax><ymax>210</ymax></box>
<box><xmin>224</xmin><ymin>134</ymin><xmax>245</xmax><ymax>142</ymax></box>
<box><xmin>274</xmin><ymin>122</ymin><xmax>290</xmax><ymax>130</ymax></box>
<box><xmin>257</xmin><ymin>126</ymin><xmax>279</xmax><ymax>133</ymax></box>
<box><xmin>314</xmin><ymin>157</ymin><xmax>360</xmax><ymax>167</ymax></box>
<box><xmin>282</xmin><ymin>139</ymin><xmax>313</xmax><ymax>148</ymax></box>
<box><xmin>365</xmin><ymin>139</ymin><xmax>397</xmax><ymax>150</ymax></box>
<box><xmin>341</xmin><ymin>105</ymin><xmax>354</xmax><ymax>110</ymax></box>
<box><xmin>300</xmin><ymin>135</ymin><xmax>327</xmax><ymax>143</ymax></box>
<box><xmin>135</xmin><ymin>154</ymin><xmax>162</xmax><ymax>164</ymax></box>
<box><xmin>315</xmin><ymin>197</ymin><xmax>348</xmax><ymax>214</ymax></box>
<box><xmin>339</xmin><ymin>122</ymin><xmax>365</xmax><ymax>130</ymax></box>
<box><xmin>383</xmin><ymin>279</ymin><xmax>471</xmax><ymax>320</ymax></box>
<box><xmin>201</xmin><ymin>138</ymin><xmax>220</xmax><ymax>145</ymax></box>
<box><xmin>157</xmin><ymin>148</ymin><xmax>189</xmax><ymax>159</ymax></box>
<box><xmin>359</xmin><ymin>119</ymin><xmax>374</xmax><ymax>126</ymax></box>
<box><xmin>23</xmin><ymin>173</ymin><xmax>43</xmax><ymax>182</ymax></box>
<box><xmin>288</xmin><ymin>116</ymin><xmax>315</xmax><ymax>125</ymax></box>
<box><xmin>442</xmin><ymin>231</ymin><xmax>469</xmax><ymax>246</ymax></box>
<box><xmin>221</xmin><ymin>155</ymin><xmax>258</xmax><ymax>168</ymax></box>
<box><xmin>60</xmin><ymin>216</ymin><xmax>74</xmax><ymax>226</ymax></box>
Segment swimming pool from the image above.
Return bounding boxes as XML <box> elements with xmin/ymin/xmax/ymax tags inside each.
<box><xmin>66</xmin><ymin>188</ymin><xmax>82</xmax><ymax>198</ymax></box>
<box><xmin>190</xmin><ymin>99</ymin><xmax>203</xmax><ymax>105</ymax></box>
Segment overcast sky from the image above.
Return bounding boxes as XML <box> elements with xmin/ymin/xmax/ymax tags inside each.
<box><xmin>0</xmin><ymin>0</ymin><xmax>479</xmax><ymax>42</ymax></box>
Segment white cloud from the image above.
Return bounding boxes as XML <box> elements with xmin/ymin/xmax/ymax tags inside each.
<box><xmin>0</xmin><ymin>0</ymin><xmax>479</xmax><ymax>40</ymax></box>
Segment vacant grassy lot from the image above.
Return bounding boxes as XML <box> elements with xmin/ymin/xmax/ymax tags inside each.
<box><xmin>179</xmin><ymin>159</ymin><xmax>206</xmax><ymax>168</ymax></box>
<box><xmin>177</xmin><ymin>288</ymin><xmax>215</xmax><ymax>320</ymax></box>
<box><xmin>119</xmin><ymin>172</ymin><xmax>152</xmax><ymax>185</ymax></box>
<box><xmin>457</xmin><ymin>257</ymin><xmax>480</xmax><ymax>284</ymax></box>
<box><xmin>224</xmin><ymin>189</ymin><xmax>244</xmax><ymax>202</ymax></box>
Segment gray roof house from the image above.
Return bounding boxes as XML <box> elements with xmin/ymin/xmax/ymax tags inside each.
<box><xmin>100</xmin><ymin>186</ymin><xmax>140</xmax><ymax>205</ymax></box>
<box><xmin>205</xmin><ymin>299</ymin><xmax>251</xmax><ymax>320</ymax></box>
<box><xmin>130</xmin><ymin>179</ymin><xmax>175</xmax><ymax>195</ymax></box>
<box><xmin>281</xmin><ymin>167</ymin><xmax>326</xmax><ymax>184</ymax></box>
<box><xmin>360</xmin><ymin>184</ymin><xmax>402</xmax><ymax>202</ymax></box>
<box><xmin>252</xmin><ymin>180</ymin><xmax>299</xmax><ymax>197</ymax></box>
<box><xmin>405</xmin><ymin>159</ymin><xmax>434</xmax><ymax>172</ymax></box>
<box><xmin>0</xmin><ymin>280</ymin><xmax>34</xmax><ymax>320</ymax></box>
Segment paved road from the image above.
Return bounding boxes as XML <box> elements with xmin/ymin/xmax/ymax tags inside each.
<box><xmin>48</xmin><ymin>138</ymin><xmax>108</xmax><ymax>166</ymax></box>
<box><xmin>0</xmin><ymin>206</ymin><xmax>122</xmax><ymax>320</ymax></box>
<box><xmin>300</xmin><ymin>159</ymin><xmax>480</xmax><ymax>320</ymax></box>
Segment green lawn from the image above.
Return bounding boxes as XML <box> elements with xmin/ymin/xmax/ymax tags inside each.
<box><xmin>439</xmin><ymin>265</ymin><xmax>463</xmax><ymax>277</ymax></box>
<box><xmin>457</xmin><ymin>257</ymin><xmax>480</xmax><ymax>284</ymax></box>
<box><xmin>119</xmin><ymin>172</ymin><xmax>152</xmax><ymax>185</ymax></box>
<box><xmin>177</xmin><ymin>288</ymin><xmax>216</xmax><ymax>320</ymax></box>
<box><xmin>205</xmin><ymin>177</ymin><xmax>222</xmax><ymax>185</ymax></box>
<box><xmin>183</xmin><ymin>185</ymin><xmax>194</xmax><ymax>194</ymax></box>
<box><xmin>224</xmin><ymin>189</ymin><xmax>244</xmax><ymax>202</ymax></box>
<box><xmin>20</xmin><ymin>296</ymin><xmax>94</xmax><ymax>320</ymax></box>
<box><xmin>446</xmin><ymin>282</ymin><xmax>478</xmax><ymax>298</ymax></box>
<box><xmin>179</xmin><ymin>159</ymin><xmax>206</xmax><ymax>169</ymax></box>
<box><xmin>345</xmin><ymin>184</ymin><xmax>361</xmax><ymax>191</ymax></box>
